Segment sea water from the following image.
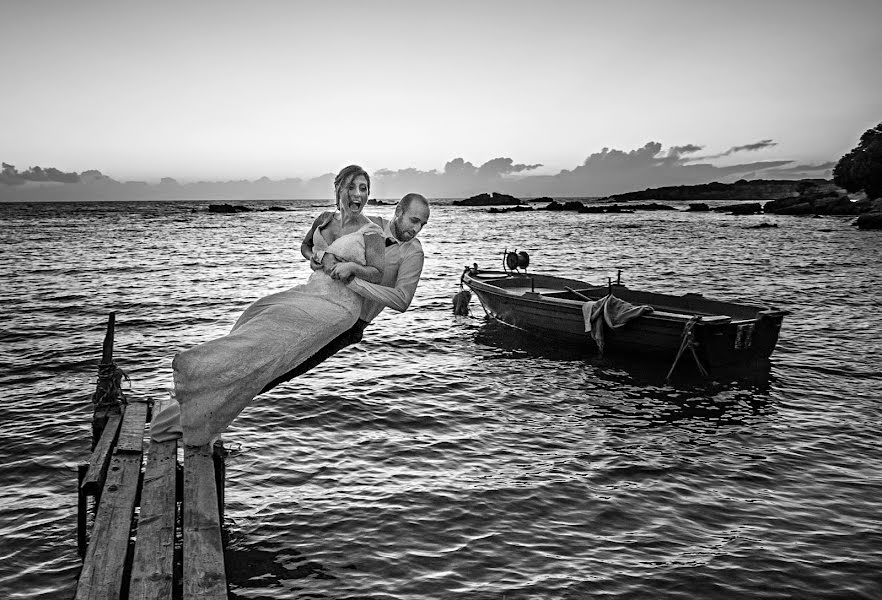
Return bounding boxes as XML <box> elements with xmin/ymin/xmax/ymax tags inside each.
<box><xmin>1</xmin><ymin>199</ymin><xmax>880</xmax><ymax>599</ymax></box>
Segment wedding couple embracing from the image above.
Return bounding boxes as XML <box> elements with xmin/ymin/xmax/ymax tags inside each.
<box><xmin>151</xmin><ymin>164</ymin><xmax>430</xmax><ymax>446</ymax></box>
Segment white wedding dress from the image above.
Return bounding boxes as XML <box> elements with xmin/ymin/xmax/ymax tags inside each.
<box><xmin>156</xmin><ymin>220</ymin><xmax>382</xmax><ymax>446</ymax></box>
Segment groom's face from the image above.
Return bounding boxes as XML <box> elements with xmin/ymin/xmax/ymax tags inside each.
<box><xmin>392</xmin><ymin>201</ymin><xmax>430</xmax><ymax>243</ymax></box>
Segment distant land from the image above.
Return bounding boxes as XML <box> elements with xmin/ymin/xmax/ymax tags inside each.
<box><xmin>601</xmin><ymin>178</ymin><xmax>882</xmax><ymax>223</ymax></box>
<box><xmin>0</xmin><ymin>168</ymin><xmax>338</xmax><ymax>203</ymax></box>
<box><xmin>0</xmin><ymin>174</ymin><xmax>836</xmax><ymax>205</ymax></box>
<box><xmin>449</xmin><ymin>180</ymin><xmax>842</xmax><ymax>206</ymax></box>
<box><xmin>0</xmin><ymin>150</ymin><xmax>837</xmax><ymax>202</ymax></box>
<box><xmin>603</xmin><ymin>179</ymin><xmax>833</xmax><ymax>202</ymax></box>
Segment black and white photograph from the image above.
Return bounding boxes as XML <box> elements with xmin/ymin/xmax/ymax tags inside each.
<box><xmin>2</xmin><ymin>1</ymin><xmax>880</xmax><ymax>598</ymax></box>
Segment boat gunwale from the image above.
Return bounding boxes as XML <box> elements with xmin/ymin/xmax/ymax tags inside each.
<box><xmin>462</xmin><ymin>270</ymin><xmax>786</xmax><ymax>324</ymax></box>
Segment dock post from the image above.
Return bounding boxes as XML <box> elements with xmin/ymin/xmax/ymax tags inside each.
<box><xmin>91</xmin><ymin>313</ymin><xmax>125</xmax><ymax>450</ymax></box>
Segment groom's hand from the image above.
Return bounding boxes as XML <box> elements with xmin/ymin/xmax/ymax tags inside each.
<box><xmin>309</xmin><ymin>253</ymin><xmax>323</xmax><ymax>271</ymax></box>
<box><xmin>329</xmin><ymin>261</ymin><xmax>357</xmax><ymax>283</ymax></box>
<box><xmin>313</xmin><ymin>252</ymin><xmax>339</xmax><ymax>272</ymax></box>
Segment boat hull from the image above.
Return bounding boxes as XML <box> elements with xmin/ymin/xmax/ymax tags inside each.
<box><xmin>463</xmin><ymin>270</ymin><xmax>785</xmax><ymax>370</ymax></box>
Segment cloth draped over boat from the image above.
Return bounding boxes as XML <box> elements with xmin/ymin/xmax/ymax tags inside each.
<box><xmin>151</xmin><ymin>220</ymin><xmax>383</xmax><ymax>446</ymax></box>
<box><xmin>582</xmin><ymin>294</ymin><xmax>654</xmax><ymax>354</ymax></box>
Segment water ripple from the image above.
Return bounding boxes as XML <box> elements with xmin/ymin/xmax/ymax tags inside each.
<box><xmin>1</xmin><ymin>200</ymin><xmax>881</xmax><ymax>599</ymax></box>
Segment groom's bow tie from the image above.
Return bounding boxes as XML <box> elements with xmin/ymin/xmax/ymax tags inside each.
<box><xmin>385</xmin><ymin>237</ymin><xmax>398</xmax><ymax>247</ymax></box>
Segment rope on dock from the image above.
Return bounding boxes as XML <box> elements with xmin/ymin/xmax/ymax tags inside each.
<box><xmin>92</xmin><ymin>361</ymin><xmax>129</xmax><ymax>408</ymax></box>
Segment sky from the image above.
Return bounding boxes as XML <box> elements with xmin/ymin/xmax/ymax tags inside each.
<box><xmin>2</xmin><ymin>0</ymin><xmax>881</xmax><ymax>198</ymax></box>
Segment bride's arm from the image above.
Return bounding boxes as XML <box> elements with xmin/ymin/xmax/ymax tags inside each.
<box><xmin>328</xmin><ymin>232</ymin><xmax>385</xmax><ymax>284</ymax></box>
<box><xmin>300</xmin><ymin>211</ymin><xmax>333</xmax><ymax>264</ymax></box>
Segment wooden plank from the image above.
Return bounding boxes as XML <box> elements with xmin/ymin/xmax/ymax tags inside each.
<box><xmin>81</xmin><ymin>413</ymin><xmax>123</xmax><ymax>496</ymax></box>
<box><xmin>183</xmin><ymin>444</ymin><xmax>227</xmax><ymax>600</ymax></box>
<box><xmin>128</xmin><ymin>436</ymin><xmax>178</xmax><ymax>600</ymax></box>
<box><xmin>117</xmin><ymin>401</ymin><xmax>148</xmax><ymax>453</ymax></box>
<box><xmin>75</xmin><ymin>452</ymin><xmax>142</xmax><ymax>600</ymax></box>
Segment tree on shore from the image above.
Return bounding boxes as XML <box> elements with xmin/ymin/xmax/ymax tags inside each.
<box><xmin>833</xmin><ymin>122</ymin><xmax>882</xmax><ymax>199</ymax></box>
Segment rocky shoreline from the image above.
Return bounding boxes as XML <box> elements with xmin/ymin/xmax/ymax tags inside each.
<box><xmin>456</xmin><ymin>179</ymin><xmax>882</xmax><ymax>229</ymax></box>
<box><xmin>604</xmin><ymin>178</ymin><xmax>829</xmax><ymax>202</ymax></box>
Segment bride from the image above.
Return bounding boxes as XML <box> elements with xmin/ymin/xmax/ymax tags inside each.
<box><xmin>151</xmin><ymin>165</ymin><xmax>385</xmax><ymax>446</ymax></box>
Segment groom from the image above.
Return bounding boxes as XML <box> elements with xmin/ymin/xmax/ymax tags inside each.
<box><xmin>259</xmin><ymin>192</ymin><xmax>430</xmax><ymax>391</ymax></box>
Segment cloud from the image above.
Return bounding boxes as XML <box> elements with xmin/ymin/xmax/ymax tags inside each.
<box><xmin>712</xmin><ymin>160</ymin><xmax>794</xmax><ymax>175</ymax></box>
<box><xmin>1</xmin><ymin>163</ymin><xmax>80</xmax><ymax>185</ymax></box>
<box><xmin>443</xmin><ymin>158</ymin><xmax>476</xmax><ymax>176</ymax></box>
<box><xmin>367</xmin><ymin>143</ymin><xmax>797</xmax><ymax>198</ymax></box>
<box><xmin>697</xmin><ymin>139</ymin><xmax>778</xmax><ymax>160</ymax></box>
<box><xmin>372</xmin><ymin>157</ymin><xmax>543</xmax><ymax>198</ymax></box>
<box><xmin>667</xmin><ymin>144</ymin><xmax>704</xmax><ymax>161</ymax></box>
<box><xmin>570</xmin><ymin>142</ymin><xmax>665</xmax><ymax>171</ymax></box>
<box><xmin>732</xmin><ymin>139</ymin><xmax>777</xmax><ymax>153</ymax></box>
<box><xmin>763</xmin><ymin>160</ymin><xmax>836</xmax><ymax>174</ymax></box>
<box><xmin>475</xmin><ymin>157</ymin><xmax>543</xmax><ymax>177</ymax></box>
<box><xmin>559</xmin><ymin>141</ymin><xmax>698</xmax><ymax>176</ymax></box>
<box><xmin>1</xmin><ymin>141</ymin><xmax>825</xmax><ymax>202</ymax></box>
<box><xmin>755</xmin><ymin>160</ymin><xmax>836</xmax><ymax>179</ymax></box>
<box><xmin>501</xmin><ymin>142</ymin><xmax>795</xmax><ymax>197</ymax></box>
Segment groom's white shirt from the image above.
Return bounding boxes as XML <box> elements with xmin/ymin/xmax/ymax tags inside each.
<box><xmin>346</xmin><ymin>217</ymin><xmax>425</xmax><ymax>323</ymax></box>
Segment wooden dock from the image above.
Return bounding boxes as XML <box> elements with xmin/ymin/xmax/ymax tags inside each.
<box><xmin>75</xmin><ymin>313</ymin><xmax>228</xmax><ymax>599</ymax></box>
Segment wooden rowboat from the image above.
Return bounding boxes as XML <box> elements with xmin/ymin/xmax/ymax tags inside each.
<box><xmin>460</xmin><ymin>266</ymin><xmax>787</xmax><ymax>373</ymax></box>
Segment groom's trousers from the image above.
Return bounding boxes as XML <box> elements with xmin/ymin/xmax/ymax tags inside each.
<box><xmin>259</xmin><ymin>318</ymin><xmax>370</xmax><ymax>394</ymax></box>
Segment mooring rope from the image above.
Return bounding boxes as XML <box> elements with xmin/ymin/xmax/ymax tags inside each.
<box><xmin>665</xmin><ymin>316</ymin><xmax>709</xmax><ymax>382</ymax></box>
<box><xmin>92</xmin><ymin>361</ymin><xmax>130</xmax><ymax>408</ymax></box>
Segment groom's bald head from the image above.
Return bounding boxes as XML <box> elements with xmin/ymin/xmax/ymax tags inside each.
<box><xmin>392</xmin><ymin>194</ymin><xmax>430</xmax><ymax>243</ymax></box>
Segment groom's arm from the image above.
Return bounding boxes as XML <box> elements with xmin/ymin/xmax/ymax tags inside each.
<box><xmin>327</xmin><ymin>232</ymin><xmax>386</xmax><ymax>284</ymax></box>
<box><xmin>346</xmin><ymin>245</ymin><xmax>424</xmax><ymax>313</ymax></box>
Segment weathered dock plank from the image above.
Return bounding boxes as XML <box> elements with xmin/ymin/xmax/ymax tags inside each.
<box><xmin>75</xmin><ymin>402</ymin><xmax>148</xmax><ymax>600</ymax></box>
<box><xmin>75</xmin><ymin>451</ymin><xmax>143</xmax><ymax>600</ymax></box>
<box><xmin>81</xmin><ymin>413</ymin><xmax>122</xmax><ymax>496</ymax></box>
<box><xmin>129</xmin><ymin>398</ymin><xmax>178</xmax><ymax>600</ymax></box>
<box><xmin>183</xmin><ymin>444</ymin><xmax>227</xmax><ymax>600</ymax></box>
<box><xmin>117</xmin><ymin>401</ymin><xmax>148</xmax><ymax>453</ymax></box>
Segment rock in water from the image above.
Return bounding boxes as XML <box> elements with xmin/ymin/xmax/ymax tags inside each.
<box><xmin>453</xmin><ymin>192</ymin><xmax>523</xmax><ymax>206</ymax></box>
<box><xmin>855</xmin><ymin>213</ymin><xmax>882</xmax><ymax>230</ymax></box>
<box><xmin>209</xmin><ymin>203</ymin><xmax>252</xmax><ymax>213</ymax></box>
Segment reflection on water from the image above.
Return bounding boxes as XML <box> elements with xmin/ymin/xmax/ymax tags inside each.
<box><xmin>471</xmin><ymin>317</ymin><xmax>774</xmax><ymax>390</ymax></box>
<box><xmin>225</xmin><ymin>547</ymin><xmax>335</xmax><ymax>600</ymax></box>
<box><xmin>1</xmin><ymin>200</ymin><xmax>881</xmax><ymax>599</ymax></box>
